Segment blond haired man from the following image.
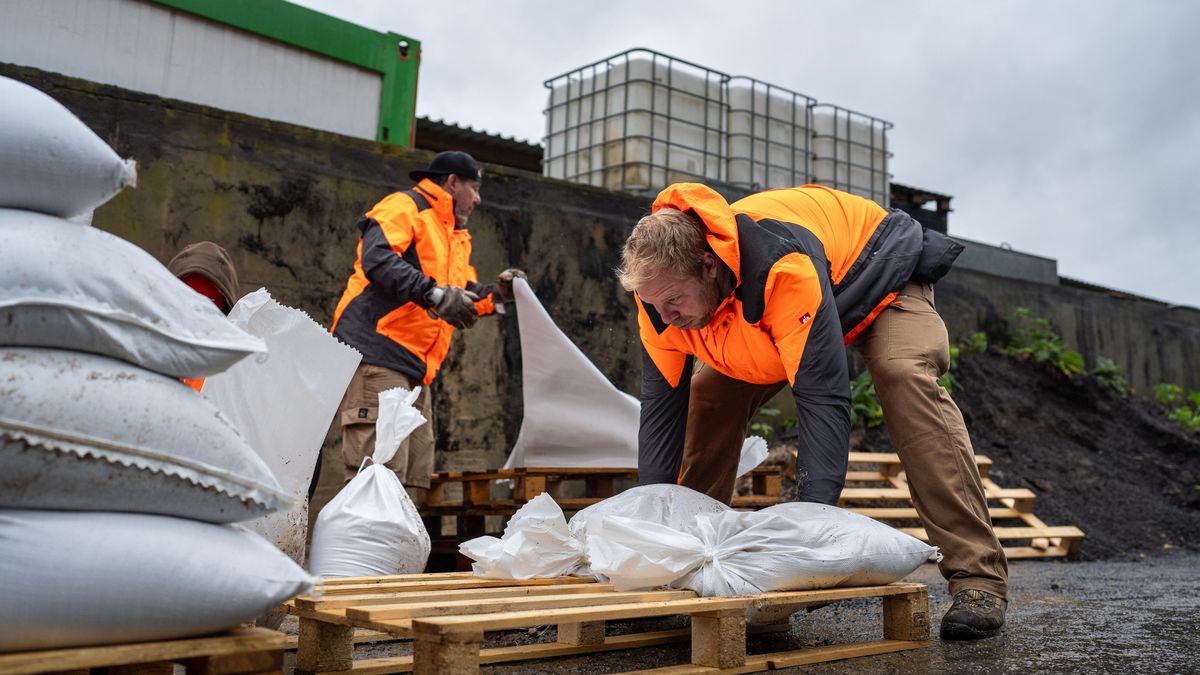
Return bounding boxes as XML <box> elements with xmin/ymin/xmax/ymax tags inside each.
<box><xmin>619</xmin><ymin>182</ymin><xmax>1007</xmax><ymax>640</ymax></box>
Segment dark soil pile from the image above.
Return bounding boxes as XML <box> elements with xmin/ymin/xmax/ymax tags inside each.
<box><xmin>854</xmin><ymin>348</ymin><xmax>1200</xmax><ymax>561</ymax></box>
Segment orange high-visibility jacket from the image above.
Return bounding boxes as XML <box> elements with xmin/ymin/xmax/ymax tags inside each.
<box><xmin>635</xmin><ymin>183</ymin><xmax>961</xmax><ymax>503</ymax></box>
<box><xmin>332</xmin><ymin>179</ymin><xmax>495</xmax><ymax>384</ymax></box>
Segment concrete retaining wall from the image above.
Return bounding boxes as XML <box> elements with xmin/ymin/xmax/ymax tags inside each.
<box><xmin>6</xmin><ymin>63</ymin><xmax>1197</xmax><ymax>475</ymax></box>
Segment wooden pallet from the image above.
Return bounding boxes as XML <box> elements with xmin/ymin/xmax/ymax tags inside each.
<box><xmin>838</xmin><ymin>453</ymin><xmax>1085</xmax><ymax>559</ymax></box>
<box><xmin>0</xmin><ymin>628</ymin><xmax>287</xmax><ymax>675</ymax></box>
<box><xmin>289</xmin><ymin>572</ymin><xmax>929</xmax><ymax>674</ymax></box>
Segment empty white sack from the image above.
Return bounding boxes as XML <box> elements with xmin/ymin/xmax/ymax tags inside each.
<box><xmin>0</xmin><ymin>74</ymin><xmax>136</xmax><ymax>218</ymax></box>
<box><xmin>201</xmin><ymin>288</ymin><xmax>362</xmax><ymax>564</ymax></box>
<box><xmin>506</xmin><ymin>277</ymin><xmax>767</xmax><ymax>474</ymax></box>
<box><xmin>0</xmin><ymin>208</ymin><xmax>265</xmax><ymax>378</ymax></box>
<box><xmin>0</xmin><ymin>510</ymin><xmax>316</xmax><ymax>652</ymax></box>
<box><xmin>0</xmin><ymin>347</ymin><xmax>290</xmax><ymax>522</ymax></box>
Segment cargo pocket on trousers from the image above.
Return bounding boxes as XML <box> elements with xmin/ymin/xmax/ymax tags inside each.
<box><xmin>886</xmin><ymin>295</ymin><xmax>950</xmax><ymax>373</ymax></box>
<box><xmin>340</xmin><ymin>405</ymin><xmax>379</xmax><ymax>427</ymax></box>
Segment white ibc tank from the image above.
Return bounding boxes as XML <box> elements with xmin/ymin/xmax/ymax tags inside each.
<box><xmin>726</xmin><ymin>77</ymin><xmax>814</xmax><ymax>190</ymax></box>
<box><xmin>811</xmin><ymin>105</ymin><xmax>891</xmax><ymax>205</ymax></box>
<box><xmin>544</xmin><ymin>51</ymin><xmax>726</xmax><ymax>193</ymax></box>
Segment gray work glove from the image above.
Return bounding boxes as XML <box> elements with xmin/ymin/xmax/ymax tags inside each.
<box><xmin>432</xmin><ymin>286</ymin><xmax>480</xmax><ymax>329</ymax></box>
<box><xmin>495</xmin><ymin>268</ymin><xmax>528</xmax><ymax>304</ymax></box>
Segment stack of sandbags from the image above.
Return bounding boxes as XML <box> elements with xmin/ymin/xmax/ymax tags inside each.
<box><xmin>0</xmin><ymin>75</ymin><xmax>315</xmax><ymax>652</ymax></box>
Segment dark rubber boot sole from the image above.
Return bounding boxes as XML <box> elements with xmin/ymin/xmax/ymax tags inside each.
<box><xmin>940</xmin><ymin>621</ymin><xmax>1003</xmax><ymax>640</ymax></box>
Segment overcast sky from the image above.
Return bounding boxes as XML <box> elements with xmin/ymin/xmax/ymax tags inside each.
<box><xmin>296</xmin><ymin>0</ymin><xmax>1198</xmax><ymax>308</ymax></box>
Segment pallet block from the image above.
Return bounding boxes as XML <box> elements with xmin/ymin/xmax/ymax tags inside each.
<box><xmin>0</xmin><ymin>628</ymin><xmax>287</xmax><ymax>675</ymax></box>
<box><xmin>289</xmin><ymin>573</ymin><xmax>929</xmax><ymax>674</ymax></box>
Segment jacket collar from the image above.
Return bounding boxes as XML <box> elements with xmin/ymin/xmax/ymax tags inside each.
<box><xmin>651</xmin><ymin>183</ymin><xmax>741</xmax><ymax>284</ymax></box>
<box><xmin>414</xmin><ymin>178</ymin><xmax>457</xmax><ymax>228</ymax></box>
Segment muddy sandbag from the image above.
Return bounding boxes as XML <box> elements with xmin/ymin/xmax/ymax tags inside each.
<box><xmin>0</xmin><ymin>509</ymin><xmax>316</xmax><ymax>652</ymax></box>
<box><xmin>0</xmin><ymin>75</ymin><xmax>136</xmax><ymax>218</ymax></box>
<box><xmin>0</xmin><ymin>209</ymin><xmax>265</xmax><ymax>377</ymax></box>
<box><xmin>588</xmin><ymin>502</ymin><xmax>940</xmax><ymax>596</ymax></box>
<box><xmin>0</xmin><ymin>348</ymin><xmax>290</xmax><ymax>523</ymax></box>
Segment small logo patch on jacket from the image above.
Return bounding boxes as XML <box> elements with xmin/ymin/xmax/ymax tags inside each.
<box><xmin>799</xmin><ymin>312</ymin><xmax>812</xmax><ymax>325</ymax></box>
<box><xmin>358</xmin><ymin>408</ymin><xmax>369</xmax><ymax>419</ymax></box>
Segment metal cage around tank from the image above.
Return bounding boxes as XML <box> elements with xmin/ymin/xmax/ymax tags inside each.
<box><xmin>543</xmin><ymin>48</ymin><xmax>893</xmax><ymax>206</ymax></box>
<box><xmin>810</xmin><ymin>104</ymin><xmax>893</xmax><ymax>206</ymax></box>
<box><xmin>543</xmin><ymin>48</ymin><xmax>730</xmax><ymax>196</ymax></box>
<box><xmin>725</xmin><ymin>76</ymin><xmax>817</xmax><ymax>193</ymax></box>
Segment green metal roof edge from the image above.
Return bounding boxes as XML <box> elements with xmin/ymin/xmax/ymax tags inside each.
<box><xmin>147</xmin><ymin>0</ymin><xmax>420</xmax><ymax>146</ymax></box>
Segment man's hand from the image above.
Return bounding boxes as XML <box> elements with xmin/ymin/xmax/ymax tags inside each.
<box><xmin>495</xmin><ymin>268</ymin><xmax>528</xmax><ymax>303</ymax></box>
<box><xmin>433</xmin><ymin>286</ymin><xmax>480</xmax><ymax>328</ymax></box>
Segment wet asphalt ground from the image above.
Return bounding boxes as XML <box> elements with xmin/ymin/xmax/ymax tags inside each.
<box><xmin>776</xmin><ymin>551</ymin><xmax>1200</xmax><ymax>674</ymax></box>
<box><xmin>287</xmin><ymin>551</ymin><xmax>1200</xmax><ymax>674</ymax></box>
<box><xmin>485</xmin><ymin>552</ymin><xmax>1200</xmax><ymax>674</ymax></box>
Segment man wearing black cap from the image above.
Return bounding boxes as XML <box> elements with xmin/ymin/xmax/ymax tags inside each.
<box><xmin>330</xmin><ymin>151</ymin><xmax>525</xmax><ymax>503</ymax></box>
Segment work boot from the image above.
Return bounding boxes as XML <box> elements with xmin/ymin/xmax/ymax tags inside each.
<box><xmin>940</xmin><ymin>589</ymin><xmax>1007</xmax><ymax>640</ymax></box>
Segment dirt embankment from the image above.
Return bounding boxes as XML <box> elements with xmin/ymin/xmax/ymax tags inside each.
<box><xmin>853</xmin><ymin>349</ymin><xmax>1200</xmax><ymax>560</ymax></box>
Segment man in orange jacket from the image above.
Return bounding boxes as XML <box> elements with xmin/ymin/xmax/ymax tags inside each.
<box><xmin>618</xmin><ymin>183</ymin><xmax>1007</xmax><ymax>640</ymax></box>
<box><xmin>331</xmin><ymin>151</ymin><xmax>523</xmax><ymax>503</ymax></box>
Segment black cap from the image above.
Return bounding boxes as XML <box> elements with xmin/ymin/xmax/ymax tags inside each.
<box><xmin>409</xmin><ymin>150</ymin><xmax>482</xmax><ymax>183</ymax></box>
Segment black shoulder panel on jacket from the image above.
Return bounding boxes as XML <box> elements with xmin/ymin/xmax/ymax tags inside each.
<box><xmin>734</xmin><ymin>214</ymin><xmax>830</xmax><ymax>325</ymax></box>
<box><xmin>404</xmin><ymin>189</ymin><xmax>432</xmax><ymax>212</ymax></box>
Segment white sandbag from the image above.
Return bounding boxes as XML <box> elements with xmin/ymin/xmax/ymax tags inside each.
<box><xmin>0</xmin><ymin>348</ymin><xmax>290</xmax><ymax>522</ymax></box>
<box><xmin>460</xmin><ymin>493</ymin><xmax>583</xmax><ymax>579</ymax></box>
<box><xmin>506</xmin><ymin>278</ymin><xmax>766</xmax><ymax>473</ymax></box>
<box><xmin>0</xmin><ymin>510</ymin><xmax>316</xmax><ymax>652</ymax></box>
<box><xmin>568</xmin><ymin>483</ymin><xmax>731</xmax><ymax>544</ymax></box>
<box><xmin>0</xmin><ymin>75</ymin><xmax>136</xmax><ymax>218</ymax></box>
<box><xmin>309</xmin><ymin>386</ymin><xmax>431</xmax><ymax>577</ymax></box>
<box><xmin>0</xmin><ymin>209</ymin><xmax>265</xmax><ymax>377</ymax></box>
<box><xmin>201</xmin><ymin>289</ymin><xmax>361</xmax><ymax>563</ymax></box>
<box><xmin>588</xmin><ymin>502</ymin><xmax>940</xmax><ymax>596</ymax></box>
<box><xmin>458</xmin><ymin>484</ymin><xmax>726</xmax><ymax>580</ymax></box>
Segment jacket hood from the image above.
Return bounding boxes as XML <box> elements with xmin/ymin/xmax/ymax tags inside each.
<box><xmin>652</xmin><ymin>183</ymin><xmax>741</xmax><ymax>284</ymax></box>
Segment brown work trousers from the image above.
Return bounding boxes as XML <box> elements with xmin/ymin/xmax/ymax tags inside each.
<box><xmin>338</xmin><ymin>364</ymin><xmax>435</xmax><ymax>501</ymax></box>
<box><xmin>680</xmin><ymin>281</ymin><xmax>1009</xmax><ymax>599</ymax></box>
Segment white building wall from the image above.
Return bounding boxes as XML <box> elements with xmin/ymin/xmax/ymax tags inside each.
<box><xmin>0</xmin><ymin>0</ymin><xmax>382</xmax><ymax>140</ymax></box>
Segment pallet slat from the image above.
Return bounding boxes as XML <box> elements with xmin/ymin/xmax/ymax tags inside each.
<box><xmin>0</xmin><ymin>628</ymin><xmax>286</xmax><ymax>675</ymax></box>
<box><xmin>348</xmin><ymin>589</ymin><xmax>697</xmax><ymax>621</ymax></box>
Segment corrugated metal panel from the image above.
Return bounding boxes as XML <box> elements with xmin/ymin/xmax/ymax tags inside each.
<box><xmin>0</xmin><ymin>0</ymin><xmax>381</xmax><ymax>140</ymax></box>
